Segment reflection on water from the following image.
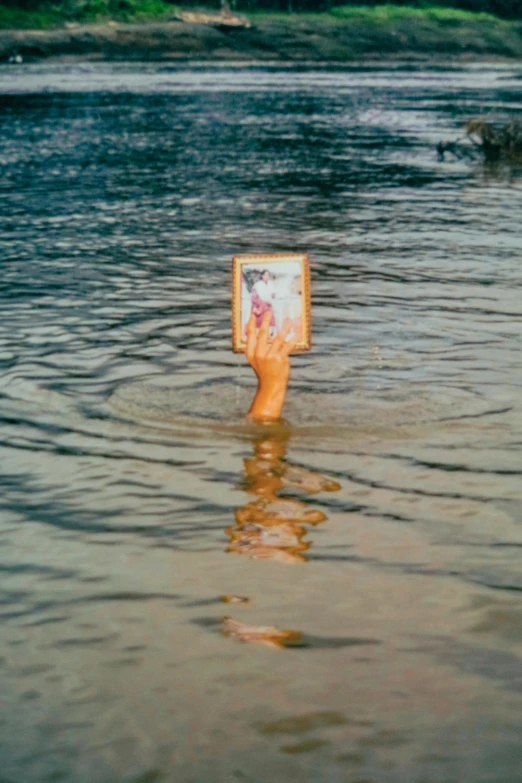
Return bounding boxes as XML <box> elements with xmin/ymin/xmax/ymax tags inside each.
<box><xmin>227</xmin><ymin>427</ymin><xmax>339</xmax><ymax>565</ymax></box>
<box><xmin>224</xmin><ymin>427</ymin><xmax>340</xmax><ymax>645</ymax></box>
<box><xmin>1</xmin><ymin>61</ymin><xmax>522</xmax><ymax>783</ymax></box>
<box><xmin>222</xmin><ymin>616</ymin><xmax>303</xmax><ymax>648</ymax></box>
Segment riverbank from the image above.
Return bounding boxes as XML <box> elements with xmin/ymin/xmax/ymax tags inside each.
<box><xmin>2</xmin><ymin>6</ymin><xmax>522</xmax><ymax>62</ymax></box>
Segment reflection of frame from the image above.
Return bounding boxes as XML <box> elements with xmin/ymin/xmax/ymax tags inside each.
<box><xmin>232</xmin><ymin>253</ymin><xmax>311</xmax><ymax>353</ymax></box>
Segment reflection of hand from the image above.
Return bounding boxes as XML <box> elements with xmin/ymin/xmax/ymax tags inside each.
<box><xmin>246</xmin><ymin>311</ymin><xmax>298</xmax><ymax>421</ymax></box>
<box><xmin>227</xmin><ymin>430</ymin><xmax>339</xmax><ymax>567</ymax></box>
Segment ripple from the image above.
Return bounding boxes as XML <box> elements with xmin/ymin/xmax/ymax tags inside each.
<box><xmin>1</xmin><ymin>62</ymin><xmax>522</xmax><ymax>783</ymax></box>
<box><xmin>108</xmin><ymin>378</ymin><xmax>501</xmax><ymax>440</ymax></box>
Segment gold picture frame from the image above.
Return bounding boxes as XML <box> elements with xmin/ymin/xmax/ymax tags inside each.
<box><xmin>232</xmin><ymin>253</ymin><xmax>311</xmax><ymax>353</ymax></box>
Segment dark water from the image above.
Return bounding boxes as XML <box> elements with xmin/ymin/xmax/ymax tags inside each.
<box><xmin>1</xmin><ymin>61</ymin><xmax>522</xmax><ymax>783</ymax></box>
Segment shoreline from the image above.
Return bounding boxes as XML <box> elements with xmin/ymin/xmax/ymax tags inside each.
<box><xmin>2</xmin><ymin>14</ymin><xmax>522</xmax><ymax>64</ymax></box>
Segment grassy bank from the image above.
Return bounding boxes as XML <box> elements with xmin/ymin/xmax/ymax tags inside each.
<box><xmin>250</xmin><ymin>3</ymin><xmax>501</xmax><ymax>23</ymax></box>
<box><xmin>1</xmin><ymin>3</ymin><xmax>522</xmax><ymax>61</ymax></box>
<box><xmin>0</xmin><ymin>0</ymin><xmax>180</xmax><ymax>29</ymax></box>
<box><xmin>331</xmin><ymin>3</ymin><xmax>500</xmax><ymax>22</ymax></box>
<box><xmin>0</xmin><ymin>2</ymin><xmax>514</xmax><ymax>30</ymax></box>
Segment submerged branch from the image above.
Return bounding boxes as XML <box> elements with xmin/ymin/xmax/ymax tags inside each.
<box><xmin>437</xmin><ymin>119</ymin><xmax>522</xmax><ymax>164</ymax></box>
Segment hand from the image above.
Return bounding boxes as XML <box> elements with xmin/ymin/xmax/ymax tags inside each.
<box><xmin>246</xmin><ymin>311</ymin><xmax>298</xmax><ymax>421</ymax></box>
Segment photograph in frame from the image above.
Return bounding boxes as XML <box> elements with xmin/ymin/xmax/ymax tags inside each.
<box><xmin>232</xmin><ymin>253</ymin><xmax>311</xmax><ymax>353</ymax></box>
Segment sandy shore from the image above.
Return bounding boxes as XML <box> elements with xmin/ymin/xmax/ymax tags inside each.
<box><xmin>2</xmin><ymin>14</ymin><xmax>522</xmax><ymax>63</ymax></box>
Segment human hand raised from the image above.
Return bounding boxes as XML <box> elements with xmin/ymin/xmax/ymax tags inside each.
<box><xmin>246</xmin><ymin>311</ymin><xmax>299</xmax><ymax>421</ymax></box>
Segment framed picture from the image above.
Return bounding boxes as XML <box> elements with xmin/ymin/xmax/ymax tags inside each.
<box><xmin>232</xmin><ymin>253</ymin><xmax>311</xmax><ymax>353</ymax></box>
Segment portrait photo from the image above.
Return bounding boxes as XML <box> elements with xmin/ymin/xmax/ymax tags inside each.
<box><xmin>232</xmin><ymin>253</ymin><xmax>311</xmax><ymax>353</ymax></box>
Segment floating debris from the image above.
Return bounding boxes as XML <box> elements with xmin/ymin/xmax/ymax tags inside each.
<box><xmin>466</xmin><ymin>118</ymin><xmax>522</xmax><ymax>163</ymax></box>
<box><xmin>437</xmin><ymin>118</ymin><xmax>522</xmax><ymax>164</ymax></box>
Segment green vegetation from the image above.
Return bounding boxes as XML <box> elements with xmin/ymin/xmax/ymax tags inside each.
<box><xmin>2</xmin><ymin>0</ymin><xmax>521</xmax><ymax>59</ymax></box>
<box><xmin>330</xmin><ymin>3</ymin><xmax>499</xmax><ymax>22</ymax></box>
<box><xmin>237</xmin><ymin>0</ymin><xmax>522</xmax><ymax>18</ymax></box>
<box><xmin>0</xmin><ymin>0</ymin><xmax>180</xmax><ymax>29</ymax></box>
<box><xmin>0</xmin><ymin>0</ymin><xmax>520</xmax><ymax>29</ymax></box>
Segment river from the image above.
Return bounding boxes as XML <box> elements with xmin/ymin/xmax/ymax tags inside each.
<box><xmin>1</xmin><ymin>61</ymin><xmax>522</xmax><ymax>783</ymax></box>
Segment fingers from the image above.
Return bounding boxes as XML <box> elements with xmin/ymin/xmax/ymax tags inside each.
<box><xmin>256</xmin><ymin>311</ymin><xmax>272</xmax><ymax>356</ymax></box>
<box><xmin>246</xmin><ymin>313</ymin><xmax>256</xmax><ymax>335</ymax></box>
<box><xmin>246</xmin><ymin>312</ymin><xmax>300</xmax><ymax>361</ymax></box>
<box><xmin>270</xmin><ymin>318</ymin><xmax>292</xmax><ymax>353</ymax></box>
<box><xmin>281</xmin><ymin>332</ymin><xmax>299</xmax><ymax>356</ymax></box>
<box><xmin>245</xmin><ymin>313</ymin><xmax>257</xmax><ymax>362</ymax></box>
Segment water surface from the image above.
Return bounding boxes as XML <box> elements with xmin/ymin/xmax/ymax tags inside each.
<box><xmin>1</xmin><ymin>61</ymin><xmax>522</xmax><ymax>783</ymax></box>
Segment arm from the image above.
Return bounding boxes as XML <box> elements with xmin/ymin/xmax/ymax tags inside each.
<box><xmin>245</xmin><ymin>311</ymin><xmax>298</xmax><ymax>422</ymax></box>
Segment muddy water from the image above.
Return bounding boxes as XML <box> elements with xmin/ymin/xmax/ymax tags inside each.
<box><xmin>0</xmin><ymin>62</ymin><xmax>522</xmax><ymax>782</ymax></box>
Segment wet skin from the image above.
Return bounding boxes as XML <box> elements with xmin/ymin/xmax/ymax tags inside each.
<box><xmin>246</xmin><ymin>310</ymin><xmax>299</xmax><ymax>421</ymax></box>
